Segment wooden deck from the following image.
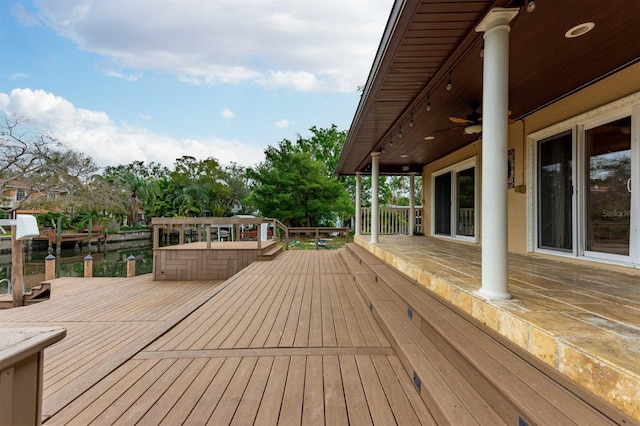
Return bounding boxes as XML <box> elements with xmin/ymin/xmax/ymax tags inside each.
<box><xmin>0</xmin><ymin>251</ymin><xmax>435</xmax><ymax>425</ymax></box>
<box><xmin>0</xmin><ymin>275</ymin><xmax>226</xmax><ymax>422</ymax></box>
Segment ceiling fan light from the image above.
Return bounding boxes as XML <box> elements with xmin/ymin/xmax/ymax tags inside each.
<box><xmin>465</xmin><ymin>124</ymin><xmax>482</xmax><ymax>135</ymax></box>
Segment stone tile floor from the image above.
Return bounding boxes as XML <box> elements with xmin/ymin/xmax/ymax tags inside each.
<box><xmin>355</xmin><ymin>234</ymin><xmax>640</xmax><ymax>420</ymax></box>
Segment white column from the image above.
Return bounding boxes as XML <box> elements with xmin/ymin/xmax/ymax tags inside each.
<box><xmin>355</xmin><ymin>172</ymin><xmax>362</xmax><ymax>236</ymax></box>
<box><xmin>409</xmin><ymin>173</ymin><xmax>416</xmax><ymax>235</ymax></box>
<box><xmin>371</xmin><ymin>152</ymin><xmax>380</xmax><ymax>244</ymax></box>
<box><xmin>476</xmin><ymin>8</ymin><xmax>518</xmax><ymax>300</ymax></box>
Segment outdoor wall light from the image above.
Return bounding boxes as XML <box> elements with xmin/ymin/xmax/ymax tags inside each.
<box><xmin>446</xmin><ymin>74</ymin><xmax>452</xmax><ymax>91</ymax></box>
<box><xmin>526</xmin><ymin>0</ymin><xmax>536</xmax><ymax>13</ymax></box>
<box><xmin>426</xmin><ymin>98</ymin><xmax>431</xmax><ymax>111</ymax></box>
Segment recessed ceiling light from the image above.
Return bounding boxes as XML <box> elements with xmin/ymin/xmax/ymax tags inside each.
<box><xmin>401</xmin><ymin>154</ymin><xmax>409</xmax><ymax>158</ymax></box>
<box><xmin>424</xmin><ymin>136</ymin><xmax>435</xmax><ymax>140</ymax></box>
<box><xmin>565</xmin><ymin>22</ymin><xmax>595</xmax><ymax>38</ymax></box>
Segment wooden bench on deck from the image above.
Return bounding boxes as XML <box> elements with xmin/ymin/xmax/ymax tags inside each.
<box><xmin>340</xmin><ymin>243</ymin><xmax>635</xmax><ymax>425</ymax></box>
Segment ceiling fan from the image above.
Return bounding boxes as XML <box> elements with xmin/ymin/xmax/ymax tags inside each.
<box><xmin>448</xmin><ymin>103</ymin><xmax>483</xmax><ymax>135</ymax></box>
<box><xmin>446</xmin><ymin>102</ymin><xmax>514</xmax><ymax>135</ymax></box>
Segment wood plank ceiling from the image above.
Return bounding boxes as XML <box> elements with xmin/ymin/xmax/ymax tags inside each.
<box><xmin>336</xmin><ymin>0</ymin><xmax>640</xmax><ymax>176</ymax></box>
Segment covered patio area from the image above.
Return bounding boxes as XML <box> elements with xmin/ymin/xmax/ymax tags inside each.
<box><xmin>354</xmin><ymin>234</ymin><xmax>640</xmax><ymax>417</ymax></box>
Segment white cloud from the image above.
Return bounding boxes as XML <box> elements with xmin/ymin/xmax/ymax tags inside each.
<box><xmin>103</xmin><ymin>69</ymin><xmax>142</xmax><ymax>82</ymax></box>
<box><xmin>0</xmin><ymin>88</ymin><xmax>262</xmax><ymax>168</ymax></box>
<box><xmin>274</xmin><ymin>119</ymin><xmax>293</xmax><ymax>129</ymax></box>
<box><xmin>11</xmin><ymin>4</ymin><xmax>38</xmax><ymax>27</ymax></box>
<box><xmin>31</xmin><ymin>0</ymin><xmax>392</xmax><ymax>93</ymax></box>
<box><xmin>9</xmin><ymin>73</ymin><xmax>29</xmax><ymax>80</ymax></box>
<box><xmin>221</xmin><ymin>108</ymin><xmax>235</xmax><ymax>119</ymax></box>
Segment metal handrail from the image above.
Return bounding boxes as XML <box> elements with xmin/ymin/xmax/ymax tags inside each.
<box><xmin>0</xmin><ymin>278</ymin><xmax>11</xmax><ymax>296</ymax></box>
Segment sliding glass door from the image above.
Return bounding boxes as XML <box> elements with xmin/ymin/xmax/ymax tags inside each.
<box><xmin>538</xmin><ymin>131</ymin><xmax>573</xmax><ymax>251</ymax></box>
<box><xmin>536</xmin><ymin>112</ymin><xmax>637</xmax><ymax>265</ymax></box>
<box><xmin>433</xmin><ymin>158</ymin><xmax>476</xmax><ymax>241</ymax></box>
<box><xmin>585</xmin><ymin>117</ymin><xmax>632</xmax><ymax>257</ymax></box>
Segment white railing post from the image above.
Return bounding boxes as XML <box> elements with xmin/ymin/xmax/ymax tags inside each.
<box><xmin>355</xmin><ymin>172</ymin><xmax>362</xmax><ymax>236</ymax></box>
<box><xmin>409</xmin><ymin>173</ymin><xmax>416</xmax><ymax>235</ymax></box>
<box><xmin>371</xmin><ymin>153</ymin><xmax>380</xmax><ymax>244</ymax></box>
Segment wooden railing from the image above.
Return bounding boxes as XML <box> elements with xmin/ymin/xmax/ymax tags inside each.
<box><xmin>361</xmin><ymin>206</ymin><xmax>423</xmax><ymax>235</ymax></box>
<box><xmin>150</xmin><ymin>217</ymin><xmax>278</xmax><ymax>251</ymax></box>
<box><xmin>150</xmin><ymin>217</ymin><xmax>349</xmax><ymax>251</ymax></box>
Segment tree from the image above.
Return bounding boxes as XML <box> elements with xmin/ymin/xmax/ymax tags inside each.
<box><xmin>1</xmin><ymin>115</ymin><xmax>100</xmax><ymax>216</ymax></box>
<box><xmin>102</xmin><ymin>165</ymin><xmax>158</xmax><ymax>225</ymax></box>
<box><xmin>224</xmin><ymin>162</ymin><xmax>252</xmax><ymax>215</ymax></box>
<box><xmin>247</xmin><ymin>142</ymin><xmax>353</xmax><ymax>227</ymax></box>
<box><xmin>168</xmin><ymin>156</ymin><xmax>231</xmax><ymax>217</ymax></box>
<box><xmin>147</xmin><ymin>177</ymin><xmax>178</xmax><ymax>218</ymax></box>
<box><xmin>295</xmin><ymin>125</ymin><xmax>347</xmax><ymax>176</ymax></box>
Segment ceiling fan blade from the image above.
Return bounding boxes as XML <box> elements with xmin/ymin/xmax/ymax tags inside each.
<box><xmin>449</xmin><ymin>116</ymin><xmax>472</xmax><ymax>124</ymax></box>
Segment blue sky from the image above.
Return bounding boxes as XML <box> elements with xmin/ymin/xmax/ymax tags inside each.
<box><xmin>0</xmin><ymin>0</ymin><xmax>392</xmax><ymax>169</ymax></box>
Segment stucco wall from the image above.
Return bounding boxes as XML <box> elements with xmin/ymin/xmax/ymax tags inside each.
<box><xmin>422</xmin><ymin>62</ymin><xmax>640</xmax><ymax>254</ymax></box>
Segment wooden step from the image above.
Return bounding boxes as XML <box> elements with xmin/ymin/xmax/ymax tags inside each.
<box><xmin>341</xmin><ymin>244</ymin><xmax>631</xmax><ymax>425</ymax></box>
<box><xmin>342</xmin><ymin>250</ymin><xmax>503</xmax><ymax>424</ymax></box>
<box><xmin>0</xmin><ymin>282</ymin><xmax>51</xmax><ymax>309</ymax></box>
<box><xmin>258</xmin><ymin>244</ymin><xmax>283</xmax><ymax>261</ymax></box>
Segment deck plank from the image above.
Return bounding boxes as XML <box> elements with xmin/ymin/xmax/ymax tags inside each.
<box><xmin>158</xmin><ymin>358</ymin><xmax>226</xmax><ymax>425</ymax></box>
<box><xmin>215</xmin><ymin>274</ymin><xmax>280</xmax><ymax>349</ymax></box>
<box><xmin>234</xmin><ymin>275</ymin><xmax>285</xmax><ymax>348</ymax></box>
<box><xmin>371</xmin><ymin>354</ymin><xmax>422</xmax><ymax>425</ymax></box>
<box><xmin>264</xmin><ymin>275</ymin><xmax>299</xmax><ymax>347</ymax></box>
<box><xmin>278</xmin><ymin>355</ymin><xmax>306</xmax><ymax>426</ymax></box>
<box><xmin>112</xmin><ymin>358</ymin><xmax>191</xmax><ymax>425</ymax></box>
<box><xmin>91</xmin><ymin>358</ymin><xmax>176</xmax><ymax>424</ymax></box>
<box><xmin>42</xmin><ymin>360</ymin><xmax>144</xmax><ymax>426</ymax></box>
<box><xmin>230</xmin><ymin>356</ymin><xmax>274</xmax><ymax>425</ymax></box>
<box><xmin>356</xmin><ymin>354</ymin><xmax>399</xmax><ymax>425</ymax></box>
<box><xmin>253</xmin><ymin>356</ymin><xmax>290</xmax><ymax>425</ymax></box>
<box><xmin>249</xmin><ymin>275</ymin><xmax>295</xmax><ymax>349</ymax></box>
<box><xmin>321</xmin><ymin>274</ymin><xmax>338</xmax><ymax>347</ymax></box>
<box><xmin>335</xmin><ymin>274</ymin><xmax>367</xmax><ymax>347</ymax></box>
<box><xmin>279</xmin><ymin>275</ymin><xmax>306</xmax><ymax>347</ymax></box>
<box><xmin>323</xmin><ymin>355</ymin><xmax>349</xmax><ymax>425</ymax></box>
<box><xmin>340</xmin><ymin>355</ymin><xmax>374</xmax><ymax>426</ymax></box>
<box><xmin>24</xmin><ymin>250</ymin><xmax>436</xmax><ymax>425</ymax></box>
<box><xmin>302</xmin><ymin>355</ymin><xmax>325</xmax><ymax>425</ymax></box>
<box><xmin>308</xmin><ymin>274</ymin><xmax>324</xmax><ymax>347</ymax></box>
<box><xmin>293</xmin><ymin>274</ymin><xmax>313</xmax><ymax>347</ymax></box>
<box><xmin>328</xmin><ymin>274</ymin><xmax>352</xmax><ymax>347</ymax></box>
<box><xmin>184</xmin><ymin>356</ymin><xmax>242</xmax><ymax>423</ymax></box>
<box><xmin>136</xmin><ymin>357</ymin><xmax>209</xmax><ymax>424</ymax></box>
<box><xmin>207</xmin><ymin>356</ymin><xmax>259</xmax><ymax>425</ymax></box>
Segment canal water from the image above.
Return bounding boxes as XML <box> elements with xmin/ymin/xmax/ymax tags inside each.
<box><xmin>0</xmin><ymin>239</ymin><xmax>155</xmax><ymax>294</ymax></box>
